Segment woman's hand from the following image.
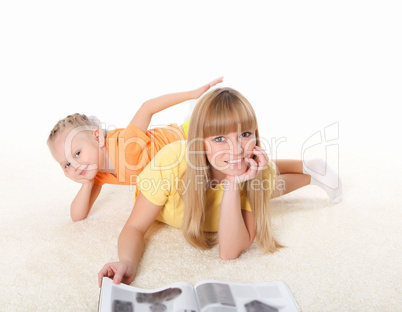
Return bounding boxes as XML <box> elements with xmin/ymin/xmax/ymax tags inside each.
<box><xmin>98</xmin><ymin>261</ymin><xmax>135</xmax><ymax>287</ymax></box>
<box><xmin>191</xmin><ymin>76</ymin><xmax>224</xmax><ymax>99</ymax></box>
<box><xmin>227</xmin><ymin>146</ymin><xmax>269</xmax><ymax>184</ymax></box>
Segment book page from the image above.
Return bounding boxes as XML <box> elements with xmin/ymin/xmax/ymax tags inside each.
<box><xmin>194</xmin><ymin>280</ymin><xmax>301</xmax><ymax>312</ymax></box>
<box><xmin>99</xmin><ymin>277</ymin><xmax>200</xmax><ymax>312</ymax></box>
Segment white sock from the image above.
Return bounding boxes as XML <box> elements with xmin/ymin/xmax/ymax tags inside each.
<box><xmin>303</xmin><ymin>158</ymin><xmax>342</xmax><ymax>203</ymax></box>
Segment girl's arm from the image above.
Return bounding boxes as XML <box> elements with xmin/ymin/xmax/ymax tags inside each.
<box><xmin>218</xmin><ymin>179</ymin><xmax>256</xmax><ymax>260</ymax></box>
<box><xmin>70</xmin><ymin>181</ymin><xmax>102</xmax><ymax>221</ymax></box>
<box><xmin>98</xmin><ymin>192</ymin><xmax>163</xmax><ymax>286</ymax></box>
<box><xmin>130</xmin><ymin>77</ymin><xmax>223</xmax><ymax>133</ymax></box>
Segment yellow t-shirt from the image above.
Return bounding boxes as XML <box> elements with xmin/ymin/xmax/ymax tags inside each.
<box><xmin>135</xmin><ymin>140</ymin><xmax>252</xmax><ymax>232</ymax></box>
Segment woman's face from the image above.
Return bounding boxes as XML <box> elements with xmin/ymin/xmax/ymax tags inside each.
<box><xmin>204</xmin><ymin>129</ymin><xmax>256</xmax><ymax>182</ymax></box>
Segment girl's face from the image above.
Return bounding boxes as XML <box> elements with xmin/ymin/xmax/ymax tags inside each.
<box><xmin>49</xmin><ymin>127</ymin><xmax>103</xmax><ymax>181</ymax></box>
<box><xmin>204</xmin><ymin>129</ymin><xmax>256</xmax><ymax>182</ymax></box>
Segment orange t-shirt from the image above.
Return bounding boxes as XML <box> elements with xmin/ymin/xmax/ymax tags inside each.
<box><xmin>94</xmin><ymin>123</ymin><xmax>186</xmax><ymax>186</ymax></box>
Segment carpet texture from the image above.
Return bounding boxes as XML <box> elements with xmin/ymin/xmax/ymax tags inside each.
<box><xmin>1</xmin><ymin>131</ymin><xmax>401</xmax><ymax>312</ymax></box>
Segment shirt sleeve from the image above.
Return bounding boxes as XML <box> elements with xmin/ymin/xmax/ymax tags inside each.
<box><xmin>107</xmin><ymin>123</ymin><xmax>151</xmax><ymax>173</ymax></box>
<box><xmin>119</xmin><ymin>123</ymin><xmax>151</xmax><ymax>167</ymax></box>
<box><xmin>136</xmin><ymin>141</ymin><xmax>187</xmax><ymax>206</ymax></box>
<box><xmin>93</xmin><ymin>174</ymin><xmax>106</xmax><ymax>186</ymax></box>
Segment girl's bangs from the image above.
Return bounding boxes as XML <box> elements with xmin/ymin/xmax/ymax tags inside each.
<box><xmin>203</xmin><ymin>95</ymin><xmax>257</xmax><ymax>137</ymax></box>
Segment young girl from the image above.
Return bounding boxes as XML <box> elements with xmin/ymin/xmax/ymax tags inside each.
<box><xmin>47</xmin><ymin>77</ymin><xmax>223</xmax><ymax>221</ymax></box>
<box><xmin>98</xmin><ymin>87</ymin><xmax>342</xmax><ymax>286</ymax></box>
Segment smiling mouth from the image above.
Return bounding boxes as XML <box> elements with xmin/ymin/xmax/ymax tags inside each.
<box><xmin>226</xmin><ymin>159</ymin><xmax>243</xmax><ymax>165</ymax></box>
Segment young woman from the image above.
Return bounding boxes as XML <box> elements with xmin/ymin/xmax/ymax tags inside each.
<box><xmin>98</xmin><ymin>87</ymin><xmax>342</xmax><ymax>286</ymax></box>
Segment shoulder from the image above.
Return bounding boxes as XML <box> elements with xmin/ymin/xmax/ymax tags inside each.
<box><xmin>155</xmin><ymin>140</ymin><xmax>187</xmax><ymax>164</ymax></box>
<box><xmin>137</xmin><ymin>140</ymin><xmax>187</xmax><ymax>181</ymax></box>
<box><xmin>149</xmin><ymin>140</ymin><xmax>187</xmax><ymax>177</ymax></box>
<box><xmin>136</xmin><ymin>141</ymin><xmax>187</xmax><ymax>206</ymax></box>
<box><xmin>107</xmin><ymin>124</ymin><xmax>149</xmax><ymax>142</ymax></box>
<box><xmin>159</xmin><ymin>139</ymin><xmax>187</xmax><ymax>151</ymax></box>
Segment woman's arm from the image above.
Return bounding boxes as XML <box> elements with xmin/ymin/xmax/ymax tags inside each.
<box><xmin>70</xmin><ymin>182</ymin><xmax>102</xmax><ymax>221</ymax></box>
<box><xmin>218</xmin><ymin>180</ymin><xmax>256</xmax><ymax>260</ymax></box>
<box><xmin>98</xmin><ymin>192</ymin><xmax>163</xmax><ymax>286</ymax></box>
<box><xmin>130</xmin><ymin>77</ymin><xmax>223</xmax><ymax>133</ymax></box>
<box><xmin>218</xmin><ymin>146</ymin><xmax>269</xmax><ymax>259</ymax></box>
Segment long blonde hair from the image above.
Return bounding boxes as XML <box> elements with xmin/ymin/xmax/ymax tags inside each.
<box><xmin>182</xmin><ymin>87</ymin><xmax>283</xmax><ymax>252</ymax></box>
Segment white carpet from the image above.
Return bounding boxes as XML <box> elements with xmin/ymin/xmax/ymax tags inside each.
<box><xmin>1</xmin><ymin>127</ymin><xmax>401</xmax><ymax>312</ymax></box>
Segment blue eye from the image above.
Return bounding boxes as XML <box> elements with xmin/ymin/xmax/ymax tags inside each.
<box><xmin>213</xmin><ymin>136</ymin><xmax>225</xmax><ymax>143</ymax></box>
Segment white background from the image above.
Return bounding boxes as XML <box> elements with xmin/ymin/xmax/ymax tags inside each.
<box><xmin>1</xmin><ymin>0</ymin><xmax>401</xmax><ymax>160</ymax></box>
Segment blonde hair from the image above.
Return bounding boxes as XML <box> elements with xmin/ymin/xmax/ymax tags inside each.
<box><xmin>47</xmin><ymin>113</ymin><xmax>105</xmax><ymax>145</ymax></box>
<box><xmin>181</xmin><ymin>87</ymin><xmax>283</xmax><ymax>252</ymax></box>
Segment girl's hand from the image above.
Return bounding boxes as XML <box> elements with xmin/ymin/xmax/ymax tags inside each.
<box><xmin>228</xmin><ymin>146</ymin><xmax>269</xmax><ymax>184</ymax></box>
<box><xmin>98</xmin><ymin>261</ymin><xmax>135</xmax><ymax>287</ymax></box>
<box><xmin>191</xmin><ymin>76</ymin><xmax>224</xmax><ymax>99</ymax></box>
<box><xmin>64</xmin><ymin>170</ymin><xmax>93</xmax><ymax>185</ymax></box>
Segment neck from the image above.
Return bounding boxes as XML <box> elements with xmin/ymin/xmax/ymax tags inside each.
<box><xmin>99</xmin><ymin>146</ymin><xmax>116</xmax><ymax>176</ymax></box>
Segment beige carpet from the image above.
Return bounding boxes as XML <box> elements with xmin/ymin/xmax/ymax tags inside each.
<box><xmin>1</xmin><ymin>127</ymin><xmax>401</xmax><ymax>312</ymax></box>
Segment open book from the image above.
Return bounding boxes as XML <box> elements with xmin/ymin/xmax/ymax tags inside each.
<box><xmin>99</xmin><ymin>277</ymin><xmax>301</xmax><ymax>312</ymax></box>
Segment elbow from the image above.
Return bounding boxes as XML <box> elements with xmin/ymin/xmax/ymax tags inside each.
<box><xmin>71</xmin><ymin>215</ymin><xmax>87</xmax><ymax>222</ymax></box>
<box><xmin>140</xmin><ymin>101</ymin><xmax>155</xmax><ymax>116</ymax></box>
<box><xmin>70</xmin><ymin>210</ymin><xmax>88</xmax><ymax>222</ymax></box>
<box><xmin>219</xmin><ymin>248</ymin><xmax>242</xmax><ymax>261</ymax></box>
<box><xmin>70</xmin><ymin>203</ymin><xmax>91</xmax><ymax>222</ymax></box>
<box><xmin>219</xmin><ymin>238</ymin><xmax>254</xmax><ymax>260</ymax></box>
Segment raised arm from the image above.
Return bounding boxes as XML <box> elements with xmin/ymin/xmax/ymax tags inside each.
<box><xmin>98</xmin><ymin>192</ymin><xmax>163</xmax><ymax>286</ymax></box>
<box><xmin>130</xmin><ymin>77</ymin><xmax>223</xmax><ymax>133</ymax></box>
